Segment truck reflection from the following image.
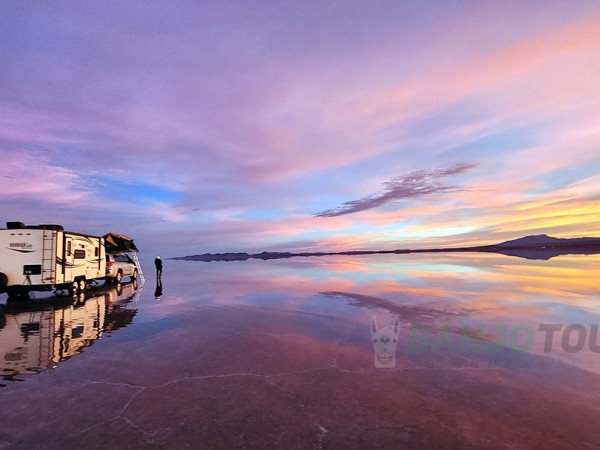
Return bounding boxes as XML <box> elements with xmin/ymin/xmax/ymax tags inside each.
<box><xmin>0</xmin><ymin>280</ymin><xmax>140</xmax><ymax>386</ymax></box>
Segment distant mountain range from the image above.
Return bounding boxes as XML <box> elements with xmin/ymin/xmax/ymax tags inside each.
<box><xmin>485</xmin><ymin>234</ymin><xmax>600</xmax><ymax>260</ymax></box>
<box><xmin>496</xmin><ymin>234</ymin><xmax>600</xmax><ymax>248</ymax></box>
<box><xmin>172</xmin><ymin>234</ymin><xmax>600</xmax><ymax>262</ymax></box>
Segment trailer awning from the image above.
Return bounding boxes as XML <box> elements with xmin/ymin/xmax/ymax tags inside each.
<box><xmin>103</xmin><ymin>233</ymin><xmax>139</xmax><ymax>253</ymax></box>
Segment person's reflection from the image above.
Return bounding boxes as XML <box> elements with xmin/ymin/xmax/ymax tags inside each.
<box><xmin>154</xmin><ymin>279</ymin><xmax>163</xmax><ymax>300</ymax></box>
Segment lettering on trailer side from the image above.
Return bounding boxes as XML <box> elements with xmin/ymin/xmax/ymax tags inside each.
<box><xmin>7</xmin><ymin>242</ymin><xmax>35</xmax><ymax>253</ymax></box>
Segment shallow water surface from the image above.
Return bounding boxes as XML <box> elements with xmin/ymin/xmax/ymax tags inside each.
<box><xmin>1</xmin><ymin>253</ymin><xmax>599</xmax><ymax>448</ymax></box>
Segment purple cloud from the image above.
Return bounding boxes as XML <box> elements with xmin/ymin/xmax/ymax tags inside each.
<box><xmin>315</xmin><ymin>163</ymin><xmax>477</xmax><ymax>217</ymax></box>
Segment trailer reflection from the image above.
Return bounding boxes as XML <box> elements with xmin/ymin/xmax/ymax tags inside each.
<box><xmin>0</xmin><ymin>280</ymin><xmax>140</xmax><ymax>387</ymax></box>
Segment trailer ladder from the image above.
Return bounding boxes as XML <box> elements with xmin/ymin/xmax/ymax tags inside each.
<box><xmin>131</xmin><ymin>252</ymin><xmax>145</xmax><ymax>285</ymax></box>
<box><xmin>41</xmin><ymin>230</ymin><xmax>57</xmax><ymax>285</ymax></box>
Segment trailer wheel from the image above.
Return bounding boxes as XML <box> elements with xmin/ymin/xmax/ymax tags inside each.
<box><xmin>0</xmin><ymin>273</ymin><xmax>8</xmax><ymax>292</ymax></box>
<box><xmin>132</xmin><ymin>269</ymin><xmax>138</xmax><ymax>280</ymax></box>
<box><xmin>77</xmin><ymin>278</ymin><xmax>87</xmax><ymax>292</ymax></box>
<box><xmin>68</xmin><ymin>281</ymin><xmax>78</xmax><ymax>296</ymax></box>
<box><xmin>115</xmin><ymin>271</ymin><xmax>123</xmax><ymax>283</ymax></box>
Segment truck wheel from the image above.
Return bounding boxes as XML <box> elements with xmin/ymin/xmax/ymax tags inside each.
<box><xmin>115</xmin><ymin>271</ymin><xmax>123</xmax><ymax>283</ymax></box>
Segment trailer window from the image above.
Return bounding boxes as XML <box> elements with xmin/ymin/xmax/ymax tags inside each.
<box><xmin>95</xmin><ymin>247</ymin><xmax>99</xmax><ymax>257</ymax></box>
<box><xmin>67</xmin><ymin>241</ymin><xmax>72</xmax><ymax>256</ymax></box>
<box><xmin>74</xmin><ymin>249</ymin><xmax>86</xmax><ymax>259</ymax></box>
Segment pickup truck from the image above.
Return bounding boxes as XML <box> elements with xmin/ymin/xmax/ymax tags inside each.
<box><xmin>106</xmin><ymin>253</ymin><xmax>139</xmax><ymax>283</ymax></box>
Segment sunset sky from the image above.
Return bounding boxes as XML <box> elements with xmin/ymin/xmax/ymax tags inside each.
<box><xmin>1</xmin><ymin>1</ymin><xmax>600</xmax><ymax>256</ymax></box>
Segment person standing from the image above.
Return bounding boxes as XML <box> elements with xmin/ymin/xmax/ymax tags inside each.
<box><xmin>155</xmin><ymin>256</ymin><xmax>163</xmax><ymax>279</ymax></box>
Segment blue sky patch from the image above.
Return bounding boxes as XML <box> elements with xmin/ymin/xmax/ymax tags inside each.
<box><xmin>94</xmin><ymin>177</ymin><xmax>184</xmax><ymax>203</ymax></box>
<box><xmin>529</xmin><ymin>157</ymin><xmax>600</xmax><ymax>194</ymax></box>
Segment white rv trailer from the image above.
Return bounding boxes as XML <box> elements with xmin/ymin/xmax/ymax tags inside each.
<box><xmin>0</xmin><ymin>222</ymin><xmax>107</xmax><ymax>296</ymax></box>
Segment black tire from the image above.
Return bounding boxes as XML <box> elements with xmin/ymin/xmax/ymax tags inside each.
<box><xmin>0</xmin><ymin>273</ymin><xmax>8</xmax><ymax>292</ymax></box>
<box><xmin>77</xmin><ymin>278</ymin><xmax>87</xmax><ymax>292</ymax></box>
<box><xmin>115</xmin><ymin>271</ymin><xmax>123</xmax><ymax>283</ymax></box>
<box><xmin>132</xmin><ymin>269</ymin><xmax>138</xmax><ymax>280</ymax></box>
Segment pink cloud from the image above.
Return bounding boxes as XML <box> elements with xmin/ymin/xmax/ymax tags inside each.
<box><xmin>2</xmin><ymin>3</ymin><xmax>600</xmax><ymax>253</ymax></box>
<box><xmin>0</xmin><ymin>150</ymin><xmax>87</xmax><ymax>203</ymax></box>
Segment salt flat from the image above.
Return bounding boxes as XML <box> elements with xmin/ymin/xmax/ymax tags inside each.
<box><xmin>1</xmin><ymin>254</ymin><xmax>600</xmax><ymax>449</ymax></box>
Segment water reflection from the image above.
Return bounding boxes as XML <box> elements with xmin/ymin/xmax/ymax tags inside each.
<box><xmin>154</xmin><ymin>278</ymin><xmax>163</xmax><ymax>300</ymax></box>
<box><xmin>168</xmin><ymin>253</ymin><xmax>600</xmax><ymax>371</ymax></box>
<box><xmin>0</xmin><ymin>280</ymin><xmax>140</xmax><ymax>386</ymax></box>
<box><xmin>1</xmin><ymin>254</ymin><xmax>599</xmax><ymax>448</ymax></box>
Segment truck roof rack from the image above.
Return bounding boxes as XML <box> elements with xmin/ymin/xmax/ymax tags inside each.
<box><xmin>103</xmin><ymin>233</ymin><xmax>139</xmax><ymax>253</ymax></box>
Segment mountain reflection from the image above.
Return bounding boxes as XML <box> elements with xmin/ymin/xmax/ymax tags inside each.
<box><xmin>0</xmin><ymin>280</ymin><xmax>140</xmax><ymax>387</ymax></box>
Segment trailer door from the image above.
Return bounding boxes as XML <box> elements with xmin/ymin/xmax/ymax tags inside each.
<box><xmin>64</xmin><ymin>236</ymin><xmax>74</xmax><ymax>282</ymax></box>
